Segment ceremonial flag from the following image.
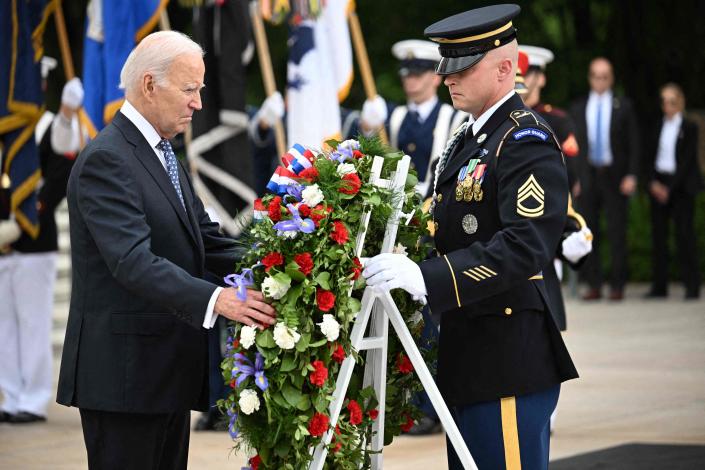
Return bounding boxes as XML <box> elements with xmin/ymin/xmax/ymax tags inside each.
<box><xmin>0</xmin><ymin>0</ymin><xmax>56</xmax><ymax>238</ymax></box>
<box><xmin>82</xmin><ymin>0</ymin><xmax>167</xmax><ymax>136</ymax></box>
<box><xmin>285</xmin><ymin>0</ymin><xmax>353</xmax><ymax>148</ymax></box>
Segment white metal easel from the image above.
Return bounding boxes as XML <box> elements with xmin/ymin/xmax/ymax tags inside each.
<box><xmin>309</xmin><ymin>155</ymin><xmax>477</xmax><ymax>470</ymax></box>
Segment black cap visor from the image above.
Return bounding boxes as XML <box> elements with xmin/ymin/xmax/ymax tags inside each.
<box><xmin>436</xmin><ymin>52</ymin><xmax>486</xmax><ymax>75</ymax></box>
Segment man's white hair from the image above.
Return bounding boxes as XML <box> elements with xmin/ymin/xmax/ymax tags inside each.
<box><xmin>119</xmin><ymin>31</ymin><xmax>204</xmax><ymax>93</ymax></box>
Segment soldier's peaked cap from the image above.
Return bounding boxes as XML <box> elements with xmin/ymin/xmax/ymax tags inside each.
<box><xmin>424</xmin><ymin>4</ymin><xmax>521</xmax><ymax>75</ymax></box>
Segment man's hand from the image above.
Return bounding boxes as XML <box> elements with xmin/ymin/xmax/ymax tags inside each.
<box><xmin>362</xmin><ymin>253</ymin><xmax>427</xmax><ymax>299</ymax></box>
<box><xmin>255</xmin><ymin>91</ymin><xmax>285</xmax><ymax>129</ymax></box>
<box><xmin>562</xmin><ymin>227</ymin><xmax>593</xmax><ymax>264</ymax></box>
<box><xmin>0</xmin><ymin>219</ymin><xmax>21</xmax><ymax>247</ymax></box>
<box><xmin>649</xmin><ymin>180</ymin><xmax>669</xmax><ymax>204</ymax></box>
<box><xmin>620</xmin><ymin>174</ymin><xmax>637</xmax><ymax>196</ymax></box>
<box><xmin>214</xmin><ymin>288</ymin><xmax>276</xmax><ymax>329</ymax></box>
<box><xmin>360</xmin><ymin>95</ymin><xmax>387</xmax><ymax>130</ymax></box>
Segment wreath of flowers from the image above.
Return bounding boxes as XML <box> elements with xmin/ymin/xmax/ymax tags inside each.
<box><xmin>219</xmin><ymin>137</ymin><xmax>435</xmax><ymax>470</ymax></box>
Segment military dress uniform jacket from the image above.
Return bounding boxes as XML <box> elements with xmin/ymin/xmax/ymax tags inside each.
<box><xmin>420</xmin><ymin>93</ymin><xmax>578</xmax><ymax>407</ymax></box>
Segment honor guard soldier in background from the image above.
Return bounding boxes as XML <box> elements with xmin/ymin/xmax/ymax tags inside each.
<box><xmin>355</xmin><ymin>40</ymin><xmax>468</xmax><ymax>195</ymax></box>
<box><xmin>518</xmin><ymin>45</ymin><xmax>580</xmax><ymax>191</ymax></box>
<box><xmin>363</xmin><ymin>5</ymin><xmax>578</xmax><ymax>469</ymax></box>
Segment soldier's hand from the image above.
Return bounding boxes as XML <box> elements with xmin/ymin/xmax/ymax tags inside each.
<box><xmin>361</xmin><ymin>95</ymin><xmax>387</xmax><ymax>130</ymax></box>
<box><xmin>256</xmin><ymin>91</ymin><xmax>285</xmax><ymax>128</ymax></box>
<box><xmin>362</xmin><ymin>253</ymin><xmax>427</xmax><ymax>299</ymax></box>
<box><xmin>562</xmin><ymin>227</ymin><xmax>593</xmax><ymax>264</ymax></box>
<box><xmin>61</xmin><ymin>77</ymin><xmax>84</xmax><ymax>110</ymax></box>
<box><xmin>214</xmin><ymin>287</ymin><xmax>277</xmax><ymax>329</ymax></box>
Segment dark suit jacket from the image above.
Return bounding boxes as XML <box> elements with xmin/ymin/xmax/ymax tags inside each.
<box><xmin>57</xmin><ymin>111</ymin><xmax>239</xmax><ymax>414</ymax></box>
<box><xmin>570</xmin><ymin>94</ymin><xmax>640</xmax><ymax>189</ymax></box>
<box><xmin>645</xmin><ymin>115</ymin><xmax>704</xmax><ymax>196</ymax></box>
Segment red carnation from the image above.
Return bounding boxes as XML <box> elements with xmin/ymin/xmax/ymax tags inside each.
<box><xmin>310</xmin><ymin>204</ymin><xmax>330</xmax><ymax>226</ymax></box>
<box><xmin>400</xmin><ymin>414</ymin><xmax>415</xmax><ymax>433</ymax></box>
<box><xmin>330</xmin><ymin>220</ymin><xmax>349</xmax><ymax>245</ymax></box>
<box><xmin>299</xmin><ymin>166</ymin><xmax>319</xmax><ymax>181</ymax></box>
<box><xmin>351</xmin><ymin>257</ymin><xmax>363</xmax><ymax>280</ymax></box>
<box><xmin>396</xmin><ymin>353</ymin><xmax>413</xmax><ymax>374</ymax></box>
<box><xmin>331</xmin><ymin>425</ymin><xmax>342</xmax><ymax>453</ymax></box>
<box><xmin>254</xmin><ymin>198</ymin><xmax>265</xmax><ymax>211</ymax></box>
<box><xmin>309</xmin><ymin>360</ymin><xmax>329</xmax><ymax>387</ymax></box>
<box><xmin>250</xmin><ymin>455</ymin><xmax>261</xmax><ymax>470</ymax></box>
<box><xmin>339</xmin><ymin>172</ymin><xmax>362</xmax><ymax>195</ymax></box>
<box><xmin>347</xmin><ymin>399</ymin><xmax>363</xmax><ymax>426</ymax></box>
<box><xmin>268</xmin><ymin>196</ymin><xmax>282</xmax><ymax>222</ymax></box>
<box><xmin>229</xmin><ymin>379</ymin><xmax>236</xmax><ymax>389</ymax></box>
<box><xmin>332</xmin><ymin>343</ymin><xmax>345</xmax><ymax>363</ymax></box>
<box><xmin>233</xmin><ymin>339</ymin><xmax>240</xmax><ymax>349</ymax></box>
<box><xmin>309</xmin><ymin>413</ymin><xmax>330</xmax><ymax>437</ymax></box>
<box><xmin>298</xmin><ymin>203</ymin><xmax>311</xmax><ymax>217</ymax></box>
<box><xmin>368</xmin><ymin>409</ymin><xmax>379</xmax><ymax>420</ymax></box>
<box><xmin>353</xmin><ymin>149</ymin><xmax>364</xmax><ymax>159</ymax></box>
<box><xmin>294</xmin><ymin>252</ymin><xmax>314</xmax><ymax>276</ymax></box>
<box><xmin>316</xmin><ymin>289</ymin><xmax>336</xmax><ymax>312</ymax></box>
<box><xmin>262</xmin><ymin>252</ymin><xmax>284</xmax><ymax>272</ymax></box>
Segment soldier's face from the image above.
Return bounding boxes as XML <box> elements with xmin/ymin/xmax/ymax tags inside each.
<box><xmin>151</xmin><ymin>53</ymin><xmax>205</xmax><ymax>139</ymax></box>
<box><xmin>443</xmin><ymin>57</ymin><xmax>495</xmax><ymax>118</ymax></box>
<box><xmin>401</xmin><ymin>70</ymin><xmax>441</xmax><ymax>102</ymax></box>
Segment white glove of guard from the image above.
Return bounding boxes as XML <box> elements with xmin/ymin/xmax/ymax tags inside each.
<box><xmin>562</xmin><ymin>226</ymin><xmax>593</xmax><ymax>264</ymax></box>
<box><xmin>0</xmin><ymin>219</ymin><xmax>22</xmax><ymax>246</ymax></box>
<box><xmin>256</xmin><ymin>91</ymin><xmax>285</xmax><ymax>127</ymax></box>
<box><xmin>361</xmin><ymin>95</ymin><xmax>388</xmax><ymax>129</ymax></box>
<box><xmin>362</xmin><ymin>253</ymin><xmax>427</xmax><ymax>300</ymax></box>
<box><xmin>61</xmin><ymin>77</ymin><xmax>84</xmax><ymax>110</ymax></box>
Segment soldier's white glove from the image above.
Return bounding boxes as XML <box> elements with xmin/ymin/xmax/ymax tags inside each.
<box><xmin>562</xmin><ymin>227</ymin><xmax>593</xmax><ymax>264</ymax></box>
<box><xmin>0</xmin><ymin>219</ymin><xmax>22</xmax><ymax>246</ymax></box>
<box><xmin>255</xmin><ymin>91</ymin><xmax>285</xmax><ymax>127</ymax></box>
<box><xmin>362</xmin><ymin>253</ymin><xmax>427</xmax><ymax>300</ymax></box>
<box><xmin>361</xmin><ymin>95</ymin><xmax>387</xmax><ymax>129</ymax></box>
<box><xmin>61</xmin><ymin>77</ymin><xmax>84</xmax><ymax>110</ymax></box>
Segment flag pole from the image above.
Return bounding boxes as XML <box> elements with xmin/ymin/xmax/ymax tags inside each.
<box><xmin>250</xmin><ymin>1</ymin><xmax>287</xmax><ymax>158</ymax></box>
<box><xmin>348</xmin><ymin>9</ymin><xmax>388</xmax><ymax>145</ymax></box>
<box><xmin>53</xmin><ymin>0</ymin><xmax>88</xmax><ymax>146</ymax></box>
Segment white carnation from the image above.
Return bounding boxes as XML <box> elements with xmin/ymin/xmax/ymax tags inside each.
<box><xmin>302</xmin><ymin>184</ymin><xmax>324</xmax><ymax>206</ymax></box>
<box><xmin>317</xmin><ymin>314</ymin><xmax>340</xmax><ymax>342</ymax></box>
<box><xmin>392</xmin><ymin>243</ymin><xmax>408</xmax><ymax>255</ymax></box>
<box><xmin>338</xmin><ymin>139</ymin><xmax>360</xmax><ymax>151</ymax></box>
<box><xmin>238</xmin><ymin>389</ymin><xmax>260</xmax><ymax>415</ymax></box>
<box><xmin>261</xmin><ymin>275</ymin><xmax>290</xmax><ymax>300</ymax></box>
<box><xmin>239</xmin><ymin>325</ymin><xmax>257</xmax><ymax>349</ymax></box>
<box><xmin>409</xmin><ymin>310</ymin><xmax>423</xmax><ymax>326</ymax></box>
<box><xmin>336</xmin><ymin>163</ymin><xmax>356</xmax><ymax>176</ymax></box>
<box><xmin>273</xmin><ymin>322</ymin><xmax>301</xmax><ymax>350</ymax></box>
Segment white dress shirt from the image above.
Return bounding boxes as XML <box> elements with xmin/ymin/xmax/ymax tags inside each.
<box><xmin>586</xmin><ymin>90</ymin><xmax>613</xmax><ymax>166</ymax></box>
<box><xmin>407</xmin><ymin>96</ymin><xmax>439</xmax><ymax>124</ymax></box>
<box><xmin>120</xmin><ymin>100</ymin><xmax>221</xmax><ymax>329</ymax></box>
<box><xmin>471</xmin><ymin>90</ymin><xmax>515</xmax><ymax>137</ymax></box>
<box><xmin>655</xmin><ymin>112</ymin><xmax>682</xmax><ymax>175</ymax></box>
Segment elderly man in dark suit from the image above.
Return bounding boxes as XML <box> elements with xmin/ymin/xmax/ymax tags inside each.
<box><xmin>645</xmin><ymin>83</ymin><xmax>703</xmax><ymax>299</ymax></box>
<box><xmin>570</xmin><ymin>57</ymin><xmax>640</xmax><ymax>301</ymax></box>
<box><xmin>56</xmin><ymin>31</ymin><xmax>276</xmax><ymax>470</ymax></box>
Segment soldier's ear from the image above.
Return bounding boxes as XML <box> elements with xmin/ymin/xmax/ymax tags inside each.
<box><xmin>498</xmin><ymin>58</ymin><xmax>513</xmax><ymax>81</ymax></box>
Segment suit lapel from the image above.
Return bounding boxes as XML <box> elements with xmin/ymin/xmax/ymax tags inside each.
<box><xmin>439</xmin><ymin>94</ymin><xmax>524</xmax><ymax>185</ymax></box>
<box><xmin>113</xmin><ymin>113</ymin><xmax>199</xmax><ymax>246</ymax></box>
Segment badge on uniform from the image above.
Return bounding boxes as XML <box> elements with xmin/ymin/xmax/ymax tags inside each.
<box><xmin>516</xmin><ymin>174</ymin><xmax>545</xmax><ymax>218</ymax></box>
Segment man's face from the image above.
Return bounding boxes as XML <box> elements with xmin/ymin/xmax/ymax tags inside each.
<box><xmin>401</xmin><ymin>70</ymin><xmax>438</xmax><ymax>99</ymax></box>
<box><xmin>660</xmin><ymin>88</ymin><xmax>682</xmax><ymax>118</ymax></box>
<box><xmin>588</xmin><ymin>60</ymin><xmax>613</xmax><ymax>94</ymax></box>
<box><xmin>443</xmin><ymin>56</ymin><xmax>495</xmax><ymax>117</ymax></box>
<box><xmin>152</xmin><ymin>53</ymin><xmax>205</xmax><ymax>139</ymax></box>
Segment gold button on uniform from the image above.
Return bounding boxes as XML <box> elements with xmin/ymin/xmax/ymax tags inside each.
<box><xmin>504</xmin><ymin>307</ymin><xmax>512</xmax><ymax>315</ymax></box>
<box><xmin>437</xmin><ymin>193</ymin><xmax>443</xmax><ymax>202</ymax></box>
<box><xmin>434</xmin><ymin>221</ymin><xmax>439</xmax><ymax>232</ymax></box>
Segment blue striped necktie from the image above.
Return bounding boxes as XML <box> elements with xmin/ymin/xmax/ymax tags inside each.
<box><xmin>157</xmin><ymin>139</ymin><xmax>186</xmax><ymax>209</ymax></box>
<box><xmin>594</xmin><ymin>99</ymin><xmax>603</xmax><ymax>166</ymax></box>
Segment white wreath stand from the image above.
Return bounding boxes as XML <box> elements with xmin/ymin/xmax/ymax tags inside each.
<box><xmin>309</xmin><ymin>155</ymin><xmax>477</xmax><ymax>470</ymax></box>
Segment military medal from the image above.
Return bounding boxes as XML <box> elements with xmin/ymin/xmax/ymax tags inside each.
<box><xmin>462</xmin><ymin>214</ymin><xmax>478</xmax><ymax>234</ymax></box>
<box><xmin>456</xmin><ymin>159</ymin><xmax>480</xmax><ymax>202</ymax></box>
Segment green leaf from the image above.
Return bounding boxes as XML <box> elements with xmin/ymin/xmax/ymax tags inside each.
<box><xmin>282</xmin><ymin>384</ymin><xmax>304</xmax><ymax>408</ymax></box>
<box><xmin>296</xmin><ymin>394</ymin><xmax>312</xmax><ymax>411</ymax></box>
<box><xmin>273</xmin><ymin>272</ymin><xmax>292</xmax><ymax>287</ymax></box>
<box><xmin>280</xmin><ymin>354</ymin><xmax>297</xmax><ymax>372</ymax></box>
<box><xmin>346</xmin><ymin>297</ymin><xmax>362</xmax><ymax>320</ymax></box>
<box><xmin>405</xmin><ymin>173</ymin><xmax>418</xmax><ymax>189</ymax></box>
<box><xmin>295</xmin><ymin>333</ymin><xmax>310</xmax><ymax>352</ymax></box>
<box><xmin>256</xmin><ymin>328</ymin><xmax>276</xmax><ymax>348</ymax></box>
<box><xmin>368</xmin><ymin>194</ymin><xmax>381</xmax><ymax>206</ymax></box>
<box><xmin>309</xmin><ymin>338</ymin><xmax>328</xmax><ymax>348</ymax></box>
<box><xmin>314</xmin><ymin>272</ymin><xmax>331</xmax><ymax>290</ymax></box>
<box><xmin>274</xmin><ymin>439</ymin><xmax>291</xmax><ymax>457</ymax></box>
<box><xmin>313</xmin><ymin>394</ymin><xmax>329</xmax><ymax>413</ymax></box>
<box><xmin>285</xmin><ymin>262</ymin><xmax>306</xmax><ymax>283</ymax></box>
<box><xmin>271</xmin><ymin>391</ymin><xmax>291</xmax><ymax>409</ymax></box>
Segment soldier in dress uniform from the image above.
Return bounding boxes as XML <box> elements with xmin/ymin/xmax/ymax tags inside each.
<box><xmin>355</xmin><ymin>40</ymin><xmax>468</xmax><ymax>195</ymax></box>
<box><xmin>363</xmin><ymin>5</ymin><xmax>578</xmax><ymax>469</ymax></box>
<box><xmin>518</xmin><ymin>45</ymin><xmax>580</xmax><ymax>191</ymax></box>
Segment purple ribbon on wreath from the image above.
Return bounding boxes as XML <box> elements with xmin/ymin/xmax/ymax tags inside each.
<box><xmin>272</xmin><ymin>204</ymin><xmax>315</xmax><ymax>234</ymax></box>
<box><xmin>232</xmin><ymin>352</ymin><xmax>269</xmax><ymax>391</ymax></box>
<box><xmin>224</xmin><ymin>269</ymin><xmax>254</xmax><ymax>302</ymax></box>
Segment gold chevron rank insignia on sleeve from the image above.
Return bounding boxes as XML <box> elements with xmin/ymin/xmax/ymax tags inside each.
<box><xmin>462</xmin><ymin>265</ymin><xmax>498</xmax><ymax>282</ymax></box>
<box><xmin>516</xmin><ymin>174</ymin><xmax>545</xmax><ymax>218</ymax></box>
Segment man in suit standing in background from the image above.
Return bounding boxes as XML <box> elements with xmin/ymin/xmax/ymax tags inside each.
<box><xmin>56</xmin><ymin>31</ymin><xmax>276</xmax><ymax>470</ymax></box>
<box><xmin>645</xmin><ymin>83</ymin><xmax>703</xmax><ymax>300</ymax></box>
<box><xmin>570</xmin><ymin>57</ymin><xmax>640</xmax><ymax>301</ymax></box>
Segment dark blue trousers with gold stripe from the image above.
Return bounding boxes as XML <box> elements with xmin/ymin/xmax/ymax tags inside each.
<box><xmin>447</xmin><ymin>385</ymin><xmax>560</xmax><ymax>470</ymax></box>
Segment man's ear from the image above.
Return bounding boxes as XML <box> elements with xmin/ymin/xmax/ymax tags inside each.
<box><xmin>497</xmin><ymin>58</ymin><xmax>514</xmax><ymax>82</ymax></box>
<box><xmin>142</xmin><ymin>73</ymin><xmax>156</xmax><ymax>101</ymax></box>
